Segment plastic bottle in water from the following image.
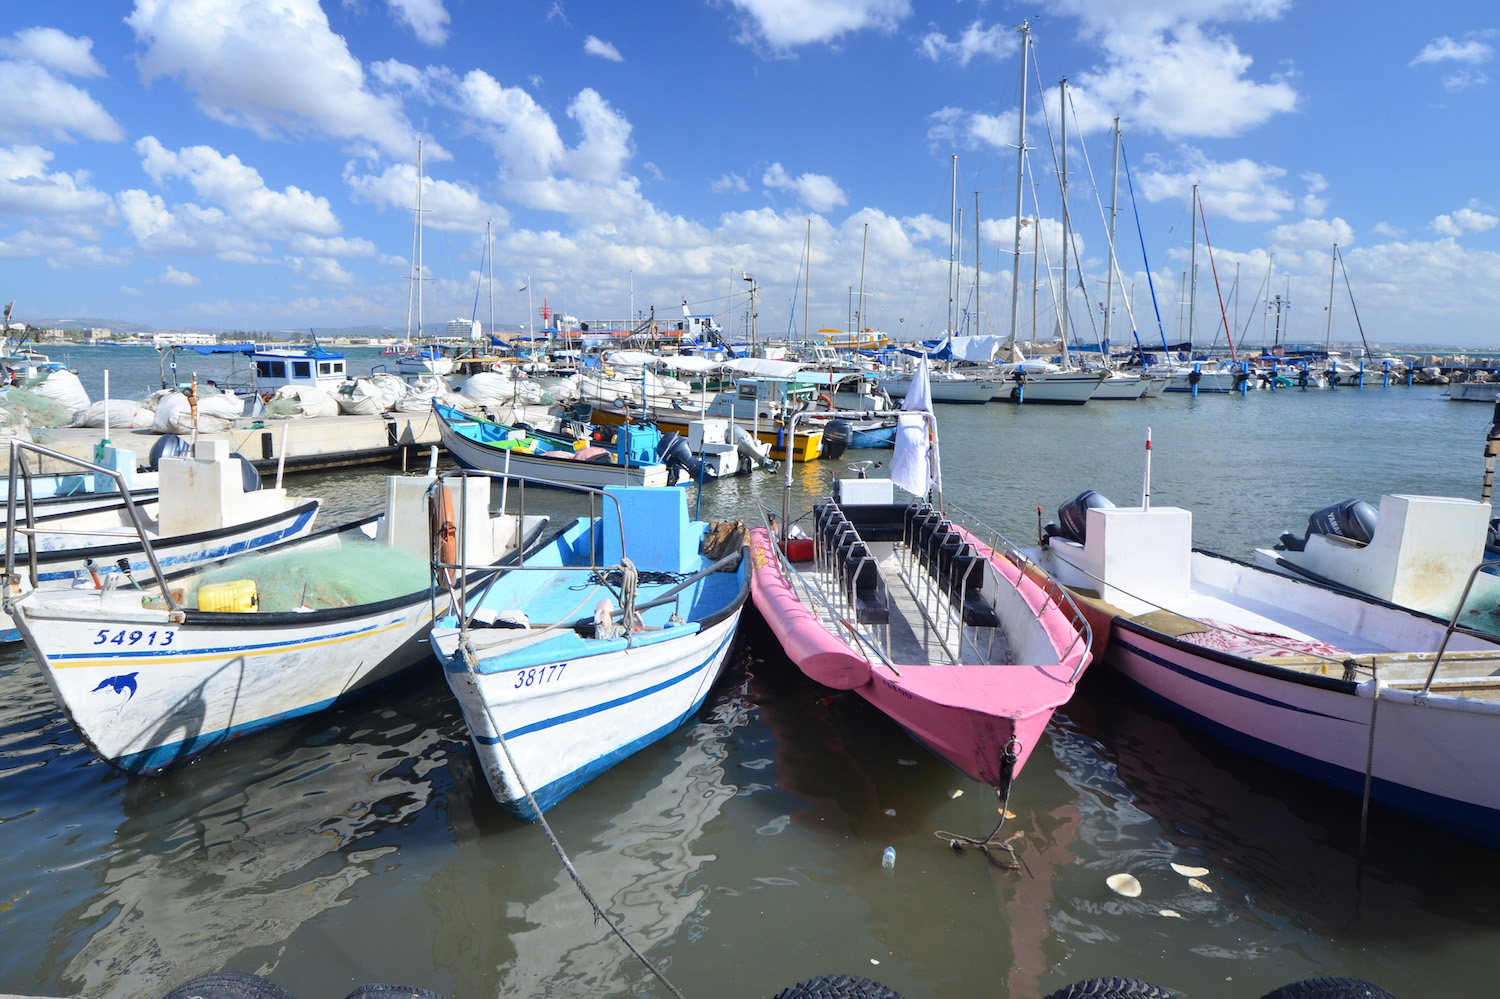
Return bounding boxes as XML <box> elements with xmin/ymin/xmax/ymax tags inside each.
<box><xmin>881</xmin><ymin>846</ymin><xmax>896</xmax><ymax>873</ymax></box>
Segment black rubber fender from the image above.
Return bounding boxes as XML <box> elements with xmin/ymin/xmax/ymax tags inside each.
<box><xmin>772</xmin><ymin>974</ymin><xmax>904</xmax><ymax>999</ymax></box>
<box><xmin>162</xmin><ymin>972</ymin><xmax>297</xmax><ymax>999</ymax></box>
<box><xmin>1257</xmin><ymin>979</ymin><xmax>1398</xmax><ymax>999</ymax></box>
<box><xmin>344</xmin><ymin>986</ymin><xmax>447</xmax><ymax>999</ymax></box>
<box><xmin>1042</xmin><ymin>979</ymin><xmax>1178</xmax><ymax>999</ymax></box>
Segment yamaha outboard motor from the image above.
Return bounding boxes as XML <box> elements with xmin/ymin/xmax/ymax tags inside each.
<box><xmin>657</xmin><ymin>432</ymin><xmax>707</xmax><ymax>485</ymax></box>
<box><xmin>231</xmin><ymin>453</ymin><xmax>262</xmax><ymax>492</ymax></box>
<box><xmin>147</xmin><ymin>434</ymin><xmax>191</xmax><ymax>470</ymax></box>
<box><xmin>821</xmin><ymin>419</ymin><xmax>854</xmax><ymax>462</ymax></box>
<box><xmin>1046</xmin><ymin>490</ymin><xmax>1115</xmax><ymax>545</ymax></box>
<box><xmin>1277</xmin><ymin>498</ymin><xmax>1377</xmax><ymax>552</ymax></box>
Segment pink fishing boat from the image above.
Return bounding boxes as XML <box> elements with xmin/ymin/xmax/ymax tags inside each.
<box><xmin>750</xmin><ymin>372</ymin><xmax>1093</xmax><ymax>849</ymax></box>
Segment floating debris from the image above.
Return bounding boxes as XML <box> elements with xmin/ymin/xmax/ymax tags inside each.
<box><xmin>897</xmin><ymin>758</ymin><xmax>917</xmax><ymax>766</ymax></box>
<box><xmin>950</xmin><ymin>789</ymin><xmax>964</xmax><ymax>799</ymax></box>
<box><xmin>1107</xmin><ymin>873</ymin><xmax>1142</xmax><ymax>898</ymax></box>
<box><xmin>1159</xmin><ymin>909</ymin><xmax>1183</xmax><ymax>919</ymax></box>
<box><xmin>870</xmin><ymin>959</ymin><xmax>881</xmax><ymax>965</ymax></box>
<box><xmin>883</xmin><ymin>808</ymin><xmax>897</xmax><ymax>817</ymax></box>
<box><xmin>1187</xmin><ymin>878</ymin><xmax>1213</xmax><ymax>893</ymax></box>
<box><xmin>1171</xmin><ymin>863</ymin><xmax>1210</xmax><ymax>878</ymax></box>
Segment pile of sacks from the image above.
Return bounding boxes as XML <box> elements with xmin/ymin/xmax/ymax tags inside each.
<box><xmin>0</xmin><ymin>367</ymin><xmax>544</xmax><ymax>442</ymax></box>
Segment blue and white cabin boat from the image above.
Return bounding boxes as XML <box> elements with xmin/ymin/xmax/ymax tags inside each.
<box><xmin>253</xmin><ymin>346</ymin><xmax>349</xmax><ymax>394</ymax></box>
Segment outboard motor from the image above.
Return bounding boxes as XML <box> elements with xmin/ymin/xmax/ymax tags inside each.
<box><xmin>1045</xmin><ymin>490</ymin><xmax>1115</xmax><ymax>545</ymax></box>
<box><xmin>657</xmin><ymin>432</ymin><xmax>708</xmax><ymax>485</ymax></box>
<box><xmin>730</xmin><ymin>425</ymin><xmax>776</xmax><ymax>471</ymax></box>
<box><xmin>821</xmin><ymin>419</ymin><xmax>854</xmax><ymax>462</ymax></box>
<box><xmin>230</xmin><ymin>453</ymin><xmax>262</xmax><ymax>492</ymax></box>
<box><xmin>147</xmin><ymin>433</ymin><xmax>191</xmax><ymax>470</ymax></box>
<box><xmin>1277</xmin><ymin>498</ymin><xmax>1377</xmax><ymax>552</ymax></box>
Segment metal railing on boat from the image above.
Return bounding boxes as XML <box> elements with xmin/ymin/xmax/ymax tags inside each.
<box><xmin>3</xmin><ymin>439</ymin><xmax>180</xmax><ymax>613</ymax></box>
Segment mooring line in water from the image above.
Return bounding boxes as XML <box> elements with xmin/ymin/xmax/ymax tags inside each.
<box><xmin>467</xmin><ymin>646</ymin><xmax>690</xmax><ymax>999</ymax></box>
<box><xmin>1357</xmin><ymin>656</ymin><xmax>1381</xmax><ymax>868</ymax></box>
<box><xmin>933</xmin><ymin>737</ymin><xmax>1022</xmax><ymax>870</ymax></box>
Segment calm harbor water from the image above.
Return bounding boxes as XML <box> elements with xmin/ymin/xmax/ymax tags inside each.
<box><xmin>2</xmin><ymin>349</ymin><xmax>1497</xmax><ymax>999</ymax></box>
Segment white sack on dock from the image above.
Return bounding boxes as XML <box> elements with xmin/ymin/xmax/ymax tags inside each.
<box><xmin>68</xmin><ymin>399</ymin><xmax>155</xmax><ymax>430</ymax></box>
<box><xmin>334</xmin><ymin>378</ymin><xmax>384</xmax><ymax>416</ymax></box>
<box><xmin>149</xmin><ymin>390</ymin><xmax>242</xmax><ymax>434</ymax></box>
<box><xmin>265</xmin><ymin>385</ymin><xmax>340</xmax><ymax>419</ymax></box>
<box><xmin>0</xmin><ymin>400</ymin><xmax>32</xmax><ymax>442</ymax></box>
<box><xmin>461</xmin><ymin>371</ymin><xmax>520</xmax><ymax>404</ymax></box>
<box><xmin>30</xmin><ymin>370</ymin><xmax>90</xmax><ymax>412</ymax></box>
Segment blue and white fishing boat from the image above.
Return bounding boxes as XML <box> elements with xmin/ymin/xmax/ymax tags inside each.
<box><xmin>429</xmin><ymin>482</ymin><xmax>750</xmax><ymax>818</ymax></box>
<box><xmin>5</xmin><ymin>467</ymin><xmax>551</xmax><ymax>774</ymax></box>
<box><xmin>0</xmin><ymin>439</ymin><xmax>320</xmax><ymax>643</ymax></box>
<box><xmin>433</xmin><ymin>401</ymin><xmax>674</xmax><ymax>488</ymax></box>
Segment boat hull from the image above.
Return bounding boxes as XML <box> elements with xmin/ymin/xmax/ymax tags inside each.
<box><xmin>1104</xmin><ymin>618</ymin><xmax>1500</xmax><ymax>847</ymax></box>
<box><xmin>11</xmin><ymin>585</ymin><xmax>438</xmax><ymax>774</ymax></box>
<box><xmin>442</xmin><ymin>611</ymin><xmax>742</xmax><ymax>818</ymax></box>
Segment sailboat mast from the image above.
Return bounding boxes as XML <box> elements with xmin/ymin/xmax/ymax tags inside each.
<box><xmin>804</xmin><ymin>219</ymin><xmax>811</xmax><ymax>342</ymax></box>
<box><xmin>1102</xmin><ymin>116</ymin><xmax>1121</xmax><ymax>358</ymax></box>
<box><xmin>416</xmin><ymin>139</ymin><xmax>424</xmax><ymax>342</ymax></box>
<box><xmin>857</xmin><ymin>221</ymin><xmax>868</xmax><ymax>333</ymax></box>
<box><xmin>948</xmin><ymin>154</ymin><xmax>957</xmax><ymax>337</ymax></box>
<box><xmin>1008</xmin><ymin>21</ymin><xmax>1031</xmax><ymax>342</ymax></box>
<box><xmin>1187</xmin><ymin>182</ymin><xmax>1197</xmax><ymax>350</ymax></box>
<box><xmin>486</xmin><ymin>220</ymin><xmax>493</xmax><ymax>340</ymax></box>
<box><xmin>1059</xmin><ymin>77</ymin><xmax>1069</xmax><ymax>345</ymax></box>
<box><xmin>1324</xmin><ymin>242</ymin><xmax>1338</xmax><ymax>349</ymax></box>
<box><xmin>974</xmin><ymin>191</ymin><xmax>981</xmax><ymax>338</ymax></box>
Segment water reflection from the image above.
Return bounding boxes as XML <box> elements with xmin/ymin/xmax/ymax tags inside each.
<box><xmin>1045</xmin><ymin>671</ymin><xmax>1500</xmax><ymax>995</ymax></box>
<box><xmin>41</xmin><ymin>673</ymin><xmax>460</xmax><ymax>999</ymax></box>
<box><xmin>422</xmin><ymin>657</ymin><xmax>754</xmax><ymax>999</ymax></box>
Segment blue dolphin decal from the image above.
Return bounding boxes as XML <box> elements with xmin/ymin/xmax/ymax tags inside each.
<box><xmin>92</xmin><ymin>673</ymin><xmax>139</xmax><ymax>702</ymax></box>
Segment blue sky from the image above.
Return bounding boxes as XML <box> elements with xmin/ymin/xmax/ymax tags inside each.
<box><xmin>2</xmin><ymin>1</ymin><xmax>1497</xmax><ymax>348</ymax></box>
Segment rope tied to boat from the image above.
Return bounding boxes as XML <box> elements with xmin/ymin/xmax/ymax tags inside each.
<box><xmin>620</xmin><ymin>556</ymin><xmax>638</xmax><ymax>648</ymax></box>
<box><xmin>1358</xmin><ymin>656</ymin><xmax>1381</xmax><ymax>864</ymax></box>
<box><xmin>474</xmin><ymin>692</ymin><xmax>691</xmax><ymax>999</ymax></box>
<box><xmin>933</xmin><ymin>737</ymin><xmax>1023</xmax><ymax>870</ymax></box>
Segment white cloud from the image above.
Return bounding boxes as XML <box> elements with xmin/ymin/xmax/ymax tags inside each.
<box><xmin>127</xmin><ymin>0</ymin><xmax>424</xmax><ymax>159</ymax></box>
<box><xmin>712</xmin><ymin>173</ymin><xmax>748</xmax><ymax>194</ymax></box>
<box><xmin>584</xmin><ymin>36</ymin><xmax>623</xmax><ymax>62</ymax></box>
<box><xmin>1300</xmin><ymin>172</ymin><xmax>1328</xmax><ymax>217</ymax></box>
<box><xmin>136</xmin><ymin>136</ymin><xmax>341</xmax><ymax>237</ymax></box>
<box><xmin>727</xmin><ymin>0</ymin><xmax>912</xmax><ymax>50</ymax></box>
<box><xmin>160</xmin><ymin>265</ymin><xmax>200</xmax><ymax>286</ymax></box>
<box><xmin>1444</xmin><ymin>69</ymin><xmax>1488</xmax><ymax>91</ymax></box>
<box><xmin>1071</xmin><ymin>25</ymin><xmax>1297</xmax><ymax>139</ymax></box>
<box><xmin>0</xmin><ymin>27</ymin><xmax>105</xmax><ymax>77</ymax></box>
<box><xmin>344</xmin><ymin>160</ymin><xmax>511</xmax><ymax>232</ymax></box>
<box><xmin>1137</xmin><ymin>149</ymin><xmax>1295</xmax><ymax>223</ymax></box>
<box><xmin>917</xmin><ymin>20</ymin><xmax>1015</xmax><ymax>66</ymax></box>
<box><xmin>0</xmin><ymin>62</ymin><xmax>123</xmax><ymax>143</ymax></box>
<box><xmin>1411</xmin><ymin>35</ymin><xmax>1494</xmax><ymax>66</ymax></box>
<box><xmin>0</xmin><ymin>145</ymin><xmax>117</xmax><ymax>226</ymax></box>
<box><xmin>384</xmin><ymin>0</ymin><xmax>450</xmax><ymax>45</ymax></box>
<box><xmin>118</xmin><ymin>187</ymin><xmax>265</xmax><ymax>260</ymax></box>
<box><xmin>762</xmin><ymin>163</ymin><xmax>847</xmax><ymax>213</ymax></box>
<box><xmin>1267</xmin><ymin>216</ymin><xmax>1354</xmax><ymax>251</ymax></box>
<box><xmin>1430</xmin><ymin>207</ymin><xmax>1499</xmax><ymax>237</ymax></box>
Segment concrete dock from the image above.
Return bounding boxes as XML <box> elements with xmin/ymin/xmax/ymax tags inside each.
<box><xmin>28</xmin><ymin>411</ymin><xmax>449</xmax><ymax>475</ymax></box>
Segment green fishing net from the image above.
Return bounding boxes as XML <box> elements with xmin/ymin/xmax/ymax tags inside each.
<box><xmin>187</xmin><ymin>534</ymin><xmax>434</xmax><ymax>612</ymax></box>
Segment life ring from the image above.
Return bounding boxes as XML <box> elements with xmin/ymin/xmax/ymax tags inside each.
<box><xmin>429</xmin><ymin>483</ymin><xmax>460</xmax><ymax>590</ymax></box>
<box><xmin>817</xmin><ymin>393</ymin><xmax>835</xmax><ymax>411</ymax></box>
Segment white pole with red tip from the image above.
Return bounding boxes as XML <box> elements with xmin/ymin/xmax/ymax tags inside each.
<box><xmin>1141</xmin><ymin>428</ymin><xmax>1152</xmax><ymax>510</ymax></box>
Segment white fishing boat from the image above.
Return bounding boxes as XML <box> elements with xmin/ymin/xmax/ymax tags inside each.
<box><xmin>1027</xmin><ymin>475</ymin><xmax>1500</xmax><ymax>850</ymax></box>
<box><xmin>0</xmin><ymin>439</ymin><xmax>320</xmax><ymax>643</ymax></box>
<box><xmin>430</xmin><ymin>482</ymin><xmax>750</xmax><ymax>818</ymax></box>
<box><xmin>4</xmin><ymin>466</ymin><xmax>551</xmax><ymax>774</ymax></box>
<box><xmin>1447</xmin><ymin>380</ymin><xmax>1500</xmax><ymax>403</ymax></box>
